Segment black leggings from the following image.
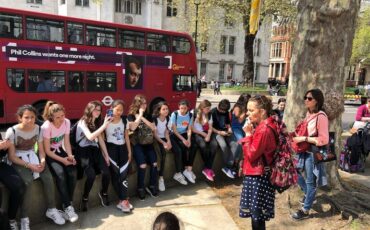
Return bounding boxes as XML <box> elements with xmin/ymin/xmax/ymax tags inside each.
<box><xmin>252</xmin><ymin>219</ymin><xmax>266</xmax><ymax>230</ymax></box>
<box><xmin>157</xmin><ymin>138</ymin><xmax>167</xmax><ymax>177</ymax></box>
<box><xmin>77</xmin><ymin>146</ymin><xmax>110</xmax><ymax>199</ymax></box>
<box><xmin>106</xmin><ymin>143</ymin><xmax>129</xmax><ymax>201</ymax></box>
<box><xmin>47</xmin><ymin>149</ymin><xmax>77</xmax><ymax>208</ymax></box>
<box><xmin>0</xmin><ymin>163</ymin><xmax>25</xmax><ymax>220</ymax></box>
<box><xmin>170</xmin><ymin>133</ymin><xmax>196</xmax><ymax>173</ymax></box>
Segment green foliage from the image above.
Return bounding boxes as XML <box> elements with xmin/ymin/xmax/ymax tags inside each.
<box><xmin>351</xmin><ymin>7</ymin><xmax>370</xmax><ymax>64</ymax></box>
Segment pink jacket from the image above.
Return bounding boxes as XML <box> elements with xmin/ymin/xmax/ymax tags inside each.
<box><xmin>305</xmin><ymin>111</ymin><xmax>329</xmax><ymax>146</ymax></box>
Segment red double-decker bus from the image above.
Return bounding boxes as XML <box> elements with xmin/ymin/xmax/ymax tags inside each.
<box><xmin>0</xmin><ymin>7</ymin><xmax>197</xmax><ymax>124</ymax></box>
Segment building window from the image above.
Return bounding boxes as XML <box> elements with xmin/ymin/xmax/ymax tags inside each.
<box><xmin>61</xmin><ymin>0</ymin><xmax>65</xmax><ymax>4</ymax></box>
<box><xmin>200</xmin><ymin>62</ymin><xmax>207</xmax><ymax>76</ymax></box>
<box><xmin>229</xmin><ymin>36</ymin><xmax>235</xmax><ymax>55</ymax></box>
<box><xmin>254</xmin><ymin>38</ymin><xmax>261</xmax><ymax>57</ymax></box>
<box><xmin>167</xmin><ymin>0</ymin><xmax>177</xmax><ymax>17</ymax></box>
<box><xmin>27</xmin><ymin>0</ymin><xmax>42</xmax><ymax>4</ymax></box>
<box><xmin>116</xmin><ymin>0</ymin><xmax>142</xmax><ymax>14</ymax></box>
<box><xmin>219</xmin><ymin>63</ymin><xmax>225</xmax><ymax>80</ymax></box>
<box><xmin>76</xmin><ymin>0</ymin><xmax>89</xmax><ymax>7</ymax></box>
<box><xmin>271</xmin><ymin>42</ymin><xmax>282</xmax><ymax>58</ymax></box>
<box><xmin>227</xmin><ymin>63</ymin><xmax>234</xmax><ymax>80</ymax></box>
<box><xmin>220</xmin><ymin>35</ymin><xmax>227</xmax><ymax>54</ymax></box>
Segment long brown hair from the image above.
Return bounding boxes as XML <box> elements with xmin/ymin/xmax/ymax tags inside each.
<box><xmin>128</xmin><ymin>94</ymin><xmax>146</xmax><ymax>115</ymax></box>
<box><xmin>81</xmin><ymin>101</ymin><xmax>103</xmax><ymax>131</ymax></box>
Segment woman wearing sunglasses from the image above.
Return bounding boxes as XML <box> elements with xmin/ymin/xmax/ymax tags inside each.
<box><xmin>292</xmin><ymin>89</ymin><xmax>329</xmax><ymax>220</ymax></box>
<box><xmin>239</xmin><ymin>95</ymin><xmax>278</xmax><ymax>230</ymax></box>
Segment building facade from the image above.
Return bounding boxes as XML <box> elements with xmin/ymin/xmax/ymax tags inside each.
<box><xmin>0</xmin><ymin>0</ymin><xmax>271</xmax><ymax>83</ymax></box>
<box><xmin>268</xmin><ymin>23</ymin><xmax>294</xmax><ymax>84</ymax></box>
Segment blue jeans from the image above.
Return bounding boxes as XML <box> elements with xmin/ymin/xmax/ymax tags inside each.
<box><xmin>297</xmin><ymin>152</ymin><xmax>317</xmax><ymax>211</ymax></box>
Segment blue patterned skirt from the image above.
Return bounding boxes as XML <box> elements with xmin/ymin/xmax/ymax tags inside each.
<box><xmin>239</xmin><ymin>174</ymin><xmax>275</xmax><ymax>221</ymax></box>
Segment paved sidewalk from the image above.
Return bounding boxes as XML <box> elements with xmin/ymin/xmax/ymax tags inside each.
<box><xmin>33</xmin><ymin>182</ymin><xmax>239</xmax><ymax>230</ymax></box>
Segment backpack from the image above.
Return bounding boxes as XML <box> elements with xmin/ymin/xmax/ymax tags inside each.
<box><xmin>265</xmin><ymin>116</ymin><xmax>298</xmax><ymax>193</ymax></box>
<box><xmin>339</xmin><ymin>137</ymin><xmax>366</xmax><ymax>173</ymax></box>
<box><xmin>69</xmin><ymin>121</ymin><xmax>82</xmax><ymax>150</ymax></box>
<box><xmin>135</xmin><ymin>121</ymin><xmax>154</xmax><ymax>145</ymax></box>
<box><xmin>346</xmin><ymin>129</ymin><xmax>365</xmax><ymax>166</ymax></box>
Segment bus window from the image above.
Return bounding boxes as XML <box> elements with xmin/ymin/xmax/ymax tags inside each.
<box><xmin>0</xmin><ymin>13</ymin><xmax>23</xmax><ymax>39</ymax></box>
<box><xmin>26</xmin><ymin>17</ymin><xmax>64</xmax><ymax>42</ymax></box>
<box><xmin>172</xmin><ymin>36</ymin><xmax>191</xmax><ymax>54</ymax></box>
<box><xmin>86</xmin><ymin>25</ymin><xmax>116</xmax><ymax>47</ymax></box>
<box><xmin>173</xmin><ymin>75</ymin><xmax>196</xmax><ymax>92</ymax></box>
<box><xmin>68</xmin><ymin>71</ymin><xmax>84</xmax><ymax>92</ymax></box>
<box><xmin>119</xmin><ymin>30</ymin><xmax>145</xmax><ymax>50</ymax></box>
<box><xmin>87</xmin><ymin>72</ymin><xmax>116</xmax><ymax>92</ymax></box>
<box><xmin>147</xmin><ymin>33</ymin><xmax>170</xmax><ymax>52</ymax></box>
<box><xmin>28</xmin><ymin>70</ymin><xmax>65</xmax><ymax>92</ymax></box>
<box><xmin>67</xmin><ymin>22</ymin><xmax>83</xmax><ymax>45</ymax></box>
<box><xmin>7</xmin><ymin>69</ymin><xmax>25</xmax><ymax>92</ymax></box>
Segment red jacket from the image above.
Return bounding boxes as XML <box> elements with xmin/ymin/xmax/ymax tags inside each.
<box><xmin>240</xmin><ymin>117</ymin><xmax>278</xmax><ymax>176</ymax></box>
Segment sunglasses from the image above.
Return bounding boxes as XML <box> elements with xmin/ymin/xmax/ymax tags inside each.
<box><xmin>304</xmin><ymin>96</ymin><xmax>314</xmax><ymax>101</ymax></box>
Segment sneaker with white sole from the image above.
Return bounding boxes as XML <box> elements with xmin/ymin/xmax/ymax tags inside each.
<box><xmin>222</xmin><ymin>167</ymin><xmax>235</xmax><ymax>179</ymax></box>
<box><xmin>20</xmin><ymin>217</ymin><xmax>30</xmax><ymax>230</ymax></box>
<box><xmin>183</xmin><ymin>170</ymin><xmax>195</xmax><ymax>183</ymax></box>
<box><xmin>46</xmin><ymin>208</ymin><xmax>65</xmax><ymax>225</ymax></box>
<box><xmin>116</xmin><ymin>200</ymin><xmax>133</xmax><ymax>213</ymax></box>
<box><xmin>158</xmin><ymin>177</ymin><xmax>166</xmax><ymax>192</ymax></box>
<box><xmin>191</xmin><ymin>171</ymin><xmax>196</xmax><ymax>180</ymax></box>
<box><xmin>62</xmin><ymin>206</ymin><xmax>79</xmax><ymax>223</ymax></box>
<box><xmin>9</xmin><ymin>220</ymin><xmax>18</xmax><ymax>230</ymax></box>
<box><xmin>173</xmin><ymin>172</ymin><xmax>188</xmax><ymax>185</ymax></box>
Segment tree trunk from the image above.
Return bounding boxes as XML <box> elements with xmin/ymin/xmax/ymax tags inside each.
<box><xmin>284</xmin><ymin>0</ymin><xmax>360</xmax><ymax>189</ymax></box>
<box><xmin>242</xmin><ymin>33</ymin><xmax>256</xmax><ymax>86</ymax></box>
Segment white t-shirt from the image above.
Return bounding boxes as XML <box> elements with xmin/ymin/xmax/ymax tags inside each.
<box><xmin>155</xmin><ymin>117</ymin><xmax>169</xmax><ymax>139</ymax></box>
<box><xmin>194</xmin><ymin>114</ymin><xmax>213</xmax><ymax>132</ymax></box>
<box><xmin>105</xmin><ymin>119</ymin><xmax>128</xmax><ymax>145</ymax></box>
<box><xmin>76</xmin><ymin>120</ymin><xmax>99</xmax><ymax>148</ymax></box>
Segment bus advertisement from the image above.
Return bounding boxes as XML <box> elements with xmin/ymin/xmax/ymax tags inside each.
<box><xmin>0</xmin><ymin>7</ymin><xmax>197</xmax><ymax>124</ymax></box>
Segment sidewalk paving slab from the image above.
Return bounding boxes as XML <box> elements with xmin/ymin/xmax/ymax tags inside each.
<box><xmin>32</xmin><ymin>182</ymin><xmax>239</xmax><ymax>230</ymax></box>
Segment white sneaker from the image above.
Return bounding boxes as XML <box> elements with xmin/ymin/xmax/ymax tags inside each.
<box><xmin>9</xmin><ymin>220</ymin><xmax>18</xmax><ymax>230</ymax></box>
<box><xmin>20</xmin><ymin>217</ymin><xmax>30</xmax><ymax>230</ymax></box>
<box><xmin>46</xmin><ymin>208</ymin><xmax>65</xmax><ymax>225</ymax></box>
<box><xmin>116</xmin><ymin>200</ymin><xmax>133</xmax><ymax>213</ymax></box>
<box><xmin>191</xmin><ymin>171</ymin><xmax>196</xmax><ymax>180</ymax></box>
<box><xmin>183</xmin><ymin>170</ymin><xmax>195</xmax><ymax>183</ymax></box>
<box><xmin>173</xmin><ymin>172</ymin><xmax>188</xmax><ymax>185</ymax></box>
<box><xmin>158</xmin><ymin>177</ymin><xmax>166</xmax><ymax>192</ymax></box>
<box><xmin>62</xmin><ymin>206</ymin><xmax>79</xmax><ymax>223</ymax></box>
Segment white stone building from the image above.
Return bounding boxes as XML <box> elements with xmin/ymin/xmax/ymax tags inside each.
<box><xmin>0</xmin><ymin>0</ymin><xmax>271</xmax><ymax>83</ymax></box>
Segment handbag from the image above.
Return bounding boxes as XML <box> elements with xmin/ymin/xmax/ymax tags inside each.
<box><xmin>312</xmin><ymin>132</ymin><xmax>337</xmax><ymax>163</ymax></box>
<box><xmin>291</xmin><ymin>120</ymin><xmax>310</xmax><ymax>153</ymax></box>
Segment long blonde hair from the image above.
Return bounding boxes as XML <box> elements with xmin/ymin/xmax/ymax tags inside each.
<box><xmin>196</xmin><ymin>100</ymin><xmax>211</xmax><ymax>125</ymax></box>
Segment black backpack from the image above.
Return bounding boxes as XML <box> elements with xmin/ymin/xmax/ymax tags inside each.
<box><xmin>362</xmin><ymin>122</ymin><xmax>370</xmax><ymax>157</ymax></box>
<box><xmin>69</xmin><ymin>121</ymin><xmax>81</xmax><ymax>150</ymax></box>
<box><xmin>347</xmin><ymin>129</ymin><xmax>365</xmax><ymax>165</ymax></box>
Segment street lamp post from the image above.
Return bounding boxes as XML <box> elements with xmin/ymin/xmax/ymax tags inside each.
<box><xmin>194</xmin><ymin>0</ymin><xmax>200</xmax><ymax>52</ymax></box>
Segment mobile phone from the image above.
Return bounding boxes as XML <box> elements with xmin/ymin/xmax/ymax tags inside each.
<box><xmin>243</xmin><ymin>117</ymin><xmax>250</xmax><ymax>128</ymax></box>
<box><xmin>107</xmin><ymin>109</ymin><xmax>113</xmax><ymax>117</ymax></box>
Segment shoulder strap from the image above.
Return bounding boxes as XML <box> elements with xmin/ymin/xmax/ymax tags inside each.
<box><xmin>174</xmin><ymin>111</ymin><xmax>178</xmax><ymax>125</ymax></box>
<box><xmin>12</xmin><ymin>126</ymin><xmax>16</xmax><ymax>145</ymax></box>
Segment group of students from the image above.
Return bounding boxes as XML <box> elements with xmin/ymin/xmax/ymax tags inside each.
<box><xmin>0</xmin><ymin>89</ymin><xmax>328</xmax><ymax>230</ymax></box>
